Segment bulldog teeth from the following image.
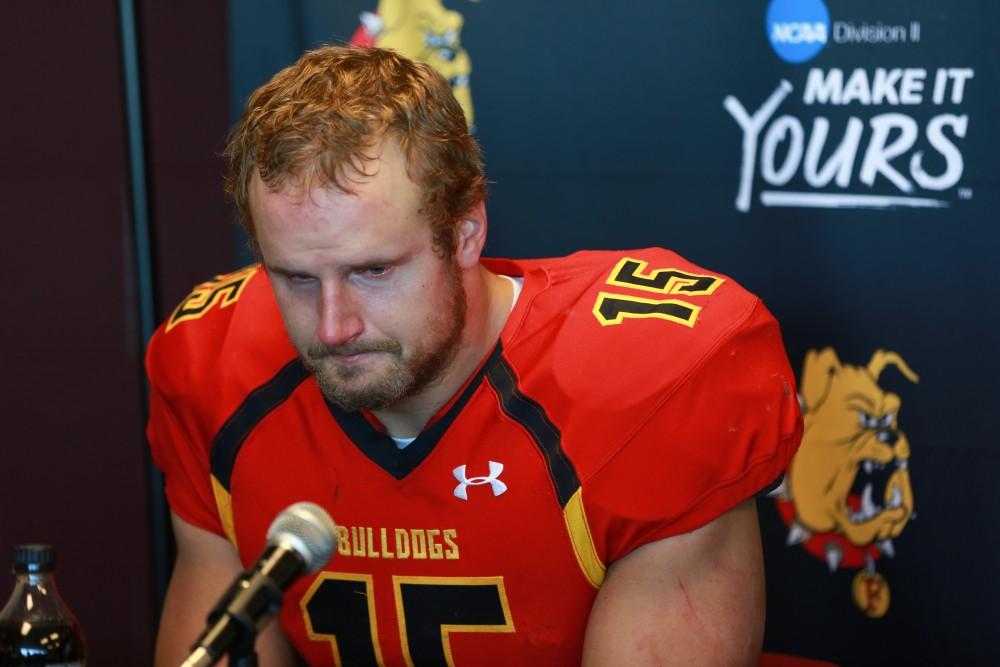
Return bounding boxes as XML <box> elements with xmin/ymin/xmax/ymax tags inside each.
<box><xmin>861</xmin><ymin>483</ymin><xmax>881</xmax><ymax>518</ymax></box>
<box><xmin>888</xmin><ymin>485</ymin><xmax>904</xmax><ymax>509</ymax></box>
<box><xmin>879</xmin><ymin>539</ymin><xmax>895</xmax><ymax>558</ymax></box>
<box><xmin>896</xmin><ymin>459</ymin><xmax>908</xmax><ymax>470</ymax></box>
<box><xmin>849</xmin><ymin>481</ymin><xmax>905</xmax><ymax>524</ymax></box>
<box><xmin>864</xmin><ymin>460</ymin><xmax>874</xmax><ymax>475</ymax></box>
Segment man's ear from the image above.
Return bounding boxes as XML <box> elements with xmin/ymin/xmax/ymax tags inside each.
<box><xmin>454</xmin><ymin>201</ymin><xmax>487</xmax><ymax>270</ymax></box>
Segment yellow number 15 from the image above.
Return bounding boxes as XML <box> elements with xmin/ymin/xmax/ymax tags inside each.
<box><xmin>592</xmin><ymin>257</ymin><xmax>724</xmax><ymax>328</ymax></box>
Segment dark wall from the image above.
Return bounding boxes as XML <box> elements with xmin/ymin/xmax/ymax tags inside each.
<box><xmin>0</xmin><ymin>1</ymin><xmax>232</xmax><ymax>662</ymax></box>
<box><xmin>136</xmin><ymin>0</ymin><xmax>235</xmax><ymax>617</ymax></box>
<box><xmin>0</xmin><ymin>3</ymin><xmax>153</xmax><ymax>664</ymax></box>
<box><xmin>139</xmin><ymin>1</ymin><xmax>236</xmax><ymax>316</ymax></box>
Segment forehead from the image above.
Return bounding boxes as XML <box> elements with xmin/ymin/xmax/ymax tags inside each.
<box><xmin>250</xmin><ymin>138</ymin><xmax>420</xmax><ymax>216</ymax></box>
<box><xmin>248</xmin><ymin>140</ymin><xmax>429</xmax><ymax>260</ymax></box>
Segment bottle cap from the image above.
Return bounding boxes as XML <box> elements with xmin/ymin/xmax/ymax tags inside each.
<box><xmin>14</xmin><ymin>544</ymin><xmax>55</xmax><ymax>573</ymax></box>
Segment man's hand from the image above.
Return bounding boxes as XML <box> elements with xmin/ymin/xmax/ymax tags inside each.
<box><xmin>155</xmin><ymin>512</ymin><xmax>298</xmax><ymax>667</ymax></box>
<box><xmin>581</xmin><ymin>499</ymin><xmax>765</xmax><ymax>666</ymax></box>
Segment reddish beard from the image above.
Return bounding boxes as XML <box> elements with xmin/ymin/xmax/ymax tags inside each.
<box><xmin>303</xmin><ymin>261</ymin><xmax>467</xmax><ymax>412</ymax></box>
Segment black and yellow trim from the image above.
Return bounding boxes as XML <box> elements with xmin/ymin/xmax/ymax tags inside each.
<box><xmin>486</xmin><ymin>356</ymin><xmax>579</xmax><ymax>506</ymax></box>
<box><xmin>209</xmin><ymin>475</ymin><xmax>238</xmax><ymax>549</ymax></box>
<box><xmin>486</xmin><ymin>355</ymin><xmax>606</xmax><ymax>587</ymax></box>
<box><xmin>209</xmin><ymin>357</ymin><xmax>311</xmax><ymax>546</ymax></box>
<box><xmin>563</xmin><ymin>489</ymin><xmax>606</xmax><ymax>588</ymax></box>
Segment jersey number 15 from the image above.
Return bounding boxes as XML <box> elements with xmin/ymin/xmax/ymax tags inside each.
<box><xmin>593</xmin><ymin>257</ymin><xmax>723</xmax><ymax>328</ymax></box>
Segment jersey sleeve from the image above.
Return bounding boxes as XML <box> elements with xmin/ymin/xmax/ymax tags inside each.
<box><xmin>145</xmin><ymin>266</ymin><xmax>294</xmax><ymax>541</ymax></box>
<box><xmin>146</xmin><ymin>376</ymin><xmax>225</xmax><ymax>536</ymax></box>
<box><xmin>581</xmin><ymin>298</ymin><xmax>802</xmax><ymax>564</ymax></box>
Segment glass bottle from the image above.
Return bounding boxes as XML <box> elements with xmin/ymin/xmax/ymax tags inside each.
<box><xmin>0</xmin><ymin>545</ymin><xmax>86</xmax><ymax>666</ymax></box>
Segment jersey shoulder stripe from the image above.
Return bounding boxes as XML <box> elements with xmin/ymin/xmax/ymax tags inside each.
<box><xmin>486</xmin><ymin>355</ymin><xmax>579</xmax><ymax>507</ymax></box>
<box><xmin>486</xmin><ymin>352</ymin><xmax>605</xmax><ymax>588</ymax></box>
<box><xmin>147</xmin><ymin>266</ymin><xmax>301</xmax><ymax>543</ymax></box>
<box><xmin>210</xmin><ymin>358</ymin><xmax>310</xmax><ymax>492</ymax></box>
<box><xmin>206</xmin><ymin>357</ymin><xmax>309</xmax><ymax>547</ymax></box>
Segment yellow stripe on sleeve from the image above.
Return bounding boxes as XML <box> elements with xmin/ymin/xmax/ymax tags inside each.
<box><xmin>562</xmin><ymin>488</ymin><xmax>606</xmax><ymax>588</ymax></box>
<box><xmin>210</xmin><ymin>474</ymin><xmax>239</xmax><ymax>550</ymax></box>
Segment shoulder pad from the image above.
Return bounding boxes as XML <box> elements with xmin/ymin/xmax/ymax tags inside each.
<box><xmin>146</xmin><ymin>265</ymin><xmax>296</xmax><ymax>409</ymax></box>
<box><xmin>504</xmin><ymin>248</ymin><xmax>774</xmax><ymax>467</ymax></box>
<box><xmin>512</xmin><ymin>248</ymin><xmax>759</xmax><ymax>401</ymax></box>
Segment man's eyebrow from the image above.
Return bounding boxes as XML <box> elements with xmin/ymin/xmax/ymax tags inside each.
<box><xmin>346</xmin><ymin>251</ymin><xmax>412</xmax><ymax>271</ymax></box>
<box><xmin>347</xmin><ymin>259</ymin><xmax>391</xmax><ymax>271</ymax></box>
<box><xmin>265</xmin><ymin>251</ymin><xmax>411</xmax><ymax>277</ymax></box>
<box><xmin>265</xmin><ymin>263</ymin><xmax>311</xmax><ymax>278</ymax></box>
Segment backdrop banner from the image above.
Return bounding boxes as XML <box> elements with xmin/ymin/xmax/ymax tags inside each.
<box><xmin>228</xmin><ymin>2</ymin><xmax>999</xmax><ymax>664</ymax></box>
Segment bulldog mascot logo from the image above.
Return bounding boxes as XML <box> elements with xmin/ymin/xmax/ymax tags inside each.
<box><xmin>772</xmin><ymin>348</ymin><xmax>919</xmax><ymax>617</ymax></box>
<box><xmin>350</xmin><ymin>0</ymin><xmax>476</xmax><ymax>126</ymax></box>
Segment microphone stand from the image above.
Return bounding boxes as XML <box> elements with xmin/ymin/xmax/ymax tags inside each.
<box><xmin>192</xmin><ymin>568</ymin><xmax>285</xmax><ymax>667</ymax></box>
<box><xmin>181</xmin><ymin>504</ymin><xmax>335</xmax><ymax>667</ymax></box>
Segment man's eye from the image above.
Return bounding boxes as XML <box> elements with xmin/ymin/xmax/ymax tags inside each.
<box><xmin>286</xmin><ymin>274</ymin><xmax>315</xmax><ymax>285</ymax></box>
<box><xmin>364</xmin><ymin>266</ymin><xmax>390</xmax><ymax>278</ymax></box>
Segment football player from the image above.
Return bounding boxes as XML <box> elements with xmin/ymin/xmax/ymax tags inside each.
<box><xmin>148</xmin><ymin>46</ymin><xmax>802</xmax><ymax>666</ymax></box>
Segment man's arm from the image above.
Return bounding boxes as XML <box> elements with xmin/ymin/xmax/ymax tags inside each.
<box><xmin>155</xmin><ymin>512</ymin><xmax>298</xmax><ymax>667</ymax></box>
<box><xmin>581</xmin><ymin>499</ymin><xmax>765</xmax><ymax>667</ymax></box>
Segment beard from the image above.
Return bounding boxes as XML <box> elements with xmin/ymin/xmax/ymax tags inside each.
<box><xmin>302</xmin><ymin>261</ymin><xmax>467</xmax><ymax>412</ymax></box>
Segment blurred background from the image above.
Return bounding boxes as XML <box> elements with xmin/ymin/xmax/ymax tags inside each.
<box><xmin>1</xmin><ymin>1</ymin><xmax>997</xmax><ymax>664</ymax></box>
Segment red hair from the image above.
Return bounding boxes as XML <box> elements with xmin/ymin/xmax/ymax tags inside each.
<box><xmin>225</xmin><ymin>46</ymin><xmax>486</xmax><ymax>255</ymax></box>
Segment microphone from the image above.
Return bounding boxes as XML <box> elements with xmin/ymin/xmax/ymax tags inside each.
<box><xmin>181</xmin><ymin>502</ymin><xmax>338</xmax><ymax>667</ymax></box>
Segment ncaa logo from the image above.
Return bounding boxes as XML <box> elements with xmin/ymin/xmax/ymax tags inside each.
<box><xmin>766</xmin><ymin>0</ymin><xmax>830</xmax><ymax>64</ymax></box>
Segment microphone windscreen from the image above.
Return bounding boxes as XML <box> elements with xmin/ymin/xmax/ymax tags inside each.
<box><xmin>266</xmin><ymin>502</ymin><xmax>338</xmax><ymax>573</ymax></box>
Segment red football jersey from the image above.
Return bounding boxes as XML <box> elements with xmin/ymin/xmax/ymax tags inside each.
<box><xmin>147</xmin><ymin>249</ymin><xmax>802</xmax><ymax>666</ymax></box>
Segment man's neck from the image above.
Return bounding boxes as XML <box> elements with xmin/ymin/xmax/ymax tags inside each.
<box><xmin>372</xmin><ymin>264</ymin><xmax>513</xmax><ymax>439</ymax></box>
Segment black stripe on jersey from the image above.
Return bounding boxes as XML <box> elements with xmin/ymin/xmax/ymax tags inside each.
<box><xmin>211</xmin><ymin>358</ymin><xmax>311</xmax><ymax>492</ymax></box>
<box><xmin>486</xmin><ymin>356</ymin><xmax>581</xmax><ymax>508</ymax></box>
<box><xmin>326</xmin><ymin>345</ymin><xmax>504</xmax><ymax>480</ymax></box>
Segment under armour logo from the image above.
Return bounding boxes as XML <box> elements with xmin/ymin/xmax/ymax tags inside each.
<box><xmin>452</xmin><ymin>461</ymin><xmax>507</xmax><ymax>500</ymax></box>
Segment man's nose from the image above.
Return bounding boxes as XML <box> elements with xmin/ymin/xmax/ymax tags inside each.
<box><xmin>317</xmin><ymin>282</ymin><xmax>363</xmax><ymax>347</ymax></box>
